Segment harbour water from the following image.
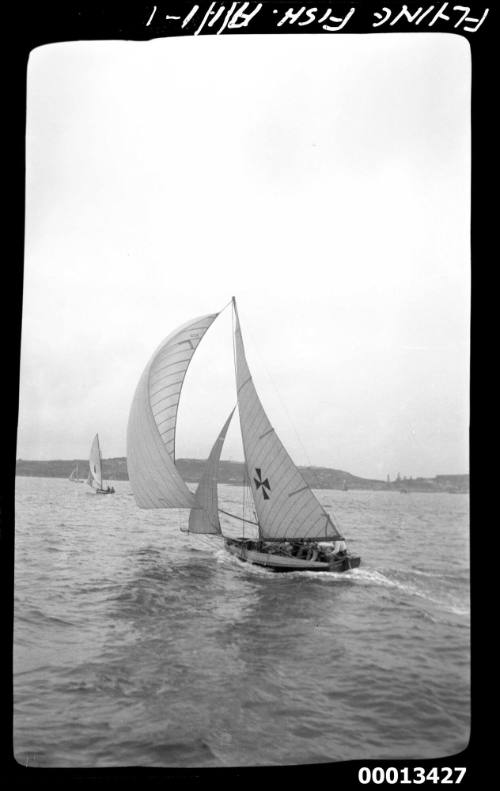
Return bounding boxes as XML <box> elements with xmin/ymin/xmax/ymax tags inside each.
<box><xmin>14</xmin><ymin>476</ymin><xmax>470</xmax><ymax>767</ymax></box>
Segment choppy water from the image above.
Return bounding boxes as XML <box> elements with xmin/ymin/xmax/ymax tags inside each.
<box><xmin>14</xmin><ymin>476</ymin><xmax>470</xmax><ymax>767</ymax></box>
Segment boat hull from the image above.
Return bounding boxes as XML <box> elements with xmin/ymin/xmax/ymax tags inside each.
<box><xmin>224</xmin><ymin>538</ymin><xmax>360</xmax><ymax>573</ymax></box>
<box><xmin>95</xmin><ymin>488</ymin><xmax>115</xmax><ymax>495</ymax></box>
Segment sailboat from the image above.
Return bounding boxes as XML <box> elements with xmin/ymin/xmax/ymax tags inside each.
<box><xmin>126</xmin><ymin>299</ymin><xmax>360</xmax><ymax>573</ymax></box>
<box><xmin>87</xmin><ymin>434</ymin><xmax>115</xmax><ymax>494</ymax></box>
<box><xmin>68</xmin><ymin>463</ymin><xmax>84</xmax><ymax>483</ymax></box>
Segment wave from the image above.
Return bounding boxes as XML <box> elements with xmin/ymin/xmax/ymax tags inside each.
<box><xmin>16</xmin><ymin>609</ymin><xmax>76</xmax><ymax>627</ymax></box>
<box><xmin>353</xmin><ymin>568</ymin><xmax>470</xmax><ymax>616</ymax></box>
<box><xmin>213</xmin><ymin>548</ymin><xmax>469</xmax><ymax>615</ymax></box>
<box><xmin>14</xmin><ymin>477</ymin><xmax>471</xmax><ymax>768</ymax></box>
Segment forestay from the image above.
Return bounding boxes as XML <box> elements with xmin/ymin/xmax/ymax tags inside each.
<box><xmin>188</xmin><ymin>408</ymin><xmax>235</xmax><ymax>534</ymax></box>
<box><xmin>89</xmin><ymin>434</ymin><xmax>103</xmax><ymax>489</ymax></box>
<box><xmin>127</xmin><ymin>313</ymin><xmax>218</xmax><ymax>509</ymax></box>
<box><xmin>233</xmin><ymin>301</ymin><xmax>343</xmax><ymax>542</ymax></box>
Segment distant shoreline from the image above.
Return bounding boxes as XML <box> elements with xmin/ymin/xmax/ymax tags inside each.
<box><xmin>15</xmin><ymin>458</ymin><xmax>469</xmax><ymax>493</ymax></box>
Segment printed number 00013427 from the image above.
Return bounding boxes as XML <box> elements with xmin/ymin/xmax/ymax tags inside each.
<box><xmin>358</xmin><ymin>767</ymin><xmax>467</xmax><ymax>784</ymax></box>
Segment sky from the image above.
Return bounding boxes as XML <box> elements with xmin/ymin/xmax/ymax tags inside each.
<box><xmin>18</xmin><ymin>33</ymin><xmax>470</xmax><ymax>480</ymax></box>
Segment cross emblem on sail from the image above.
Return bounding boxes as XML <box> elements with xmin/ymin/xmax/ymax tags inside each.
<box><xmin>254</xmin><ymin>468</ymin><xmax>271</xmax><ymax>500</ymax></box>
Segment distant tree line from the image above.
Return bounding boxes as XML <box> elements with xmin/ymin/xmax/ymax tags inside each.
<box><xmin>15</xmin><ymin>458</ymin><xmax>469</xmax><ymax>492</ymax></box>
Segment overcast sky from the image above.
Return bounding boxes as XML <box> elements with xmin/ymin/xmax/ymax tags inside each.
<box><xmin>18</xmin><ymin>33</ymin><xmax>470</xmax><ymax>479</ymax></box>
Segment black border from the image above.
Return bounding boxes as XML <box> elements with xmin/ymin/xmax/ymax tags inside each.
<box><xmin>4</xmin><ymin>0</ymin><xmax>489</xmax><ymax>784</ymax></box>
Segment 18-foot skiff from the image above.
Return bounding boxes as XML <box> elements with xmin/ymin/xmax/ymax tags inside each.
<box><xmin>126</xmin><ymin>299</ymin><xmax>360</xmax><ymax>573</ymax></box>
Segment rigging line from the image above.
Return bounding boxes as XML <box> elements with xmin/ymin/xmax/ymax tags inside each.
<box><xmin>242</xmin><ymin>315</ymin><xmax>343</xmax><ymax>532</ymax></box>
<box><xmin>232</xmin><ymin>300</ymin><xmax>247</xmax><ymax>540</ymax></box>
<box><xmin>231</xmin><ymin>303</ymin><xmax>243</xmax><ymax>538</ymax></box>
<box><xmin>242</xmin><ymin>473</ymin><xmax>246</xmax><ymax>539</ymax></box>
<box><xmin>220</xmin><ymin>297</ymin><xmax>234</xmax><ymax>314</ymax></box>
<box><xmin>218</xmin><ymin>509</ymin><xmax>259</xmax><ymax>526</ymax></box>
<box><xmin>233</xmin><ymin>300</ymin><xmax>262</xmax><ymax>540</ymax></box>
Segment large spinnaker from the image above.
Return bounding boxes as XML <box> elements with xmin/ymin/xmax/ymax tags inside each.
<box><xmin>89</xmin><ymin>434</ymin><xmax>103</xmax><ymax>489</ymax></box>
<box><xmin>127</xmin><ymin>313</ymin><xmax>219</xmax><ymax>509</ymax></box>
<box><xmin>188</xmin><ymin>408</ymin><xmax>235</xmax><ymax>534</ymax></box>
<box><xmin>233</xmin><ymin>300</ymin><xmax>343</xmax><ymax>542</ymax></box>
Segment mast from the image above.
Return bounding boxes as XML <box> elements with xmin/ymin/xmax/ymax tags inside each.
<box><xmin>232</xmin><ymin>298</ymin><xmax>257</xmax><ymax>540</ymax></box>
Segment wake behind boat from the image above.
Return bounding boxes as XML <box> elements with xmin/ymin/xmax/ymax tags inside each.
<box><xmin>87</xmin><ymin>434</ymin><xmax>115</xmax><ymax>495</ymax></box>
<box><xmin>126</xmin><ymin>298</ymin><xmax>360</xmax><ymax>573</ymax></box>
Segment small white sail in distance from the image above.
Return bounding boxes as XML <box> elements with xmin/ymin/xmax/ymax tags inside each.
<box><xmin>127</xmin><ymin>312</ymin><xmax>219</xmax><ymax>509</ymax></box>
<box><xmin>89</xmin><ymin>434</ymin><xmax>103</xmax><ymax>489</ymax></box>
<box><xmin>232</xmin><ymin>298</ymin><xmax>344</xmax><ymax>542</ymax></box>
<box><xmin>188</xmin><ymin>408</ymin><xmax>235</xmax><ymax>534</ymax></box>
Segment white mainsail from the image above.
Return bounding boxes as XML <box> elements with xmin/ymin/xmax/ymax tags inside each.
<box><xmin>89</xmin><ymin>434</ymin><xmax>103</xmax><ymax>489</ymax></box>
<box><xmin>232</xmin><ymin>299</ymin><xmax>343</xmax><ymax>542</ymax></box>
<box><xmin>188</xmin><ymin>409</ymin><xmax>235</xmax><ymax>534</ymax></box>
<box><xmin>127</xmin><ymin>313</ymin><xmax>219</xmax><ymax>509</ymax></box>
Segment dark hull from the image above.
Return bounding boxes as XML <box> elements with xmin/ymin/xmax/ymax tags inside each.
<box><xmin>225</xmin><ymin>538</ymin><xmax>360</xmax><ymax>573</ymax></box>
<box><xmin>95</xmin><ymin>489</ymin><xmax>115</xmax><ymax>495</ymax></box>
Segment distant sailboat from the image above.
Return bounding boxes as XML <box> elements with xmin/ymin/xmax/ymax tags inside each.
<box><xmin>69</xmin><ymin>463</ymin><xmax>84</xmax><ymax>483</ymax></box>
<box><xmin>87</xmin><ymin>434</ymin><xmax>115</xmax><ymax>494</ymax></box>
<box><xmin>126</xmin><ymin>299</ymin><xmax>360</xmax><ymax>573</ymax></box>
